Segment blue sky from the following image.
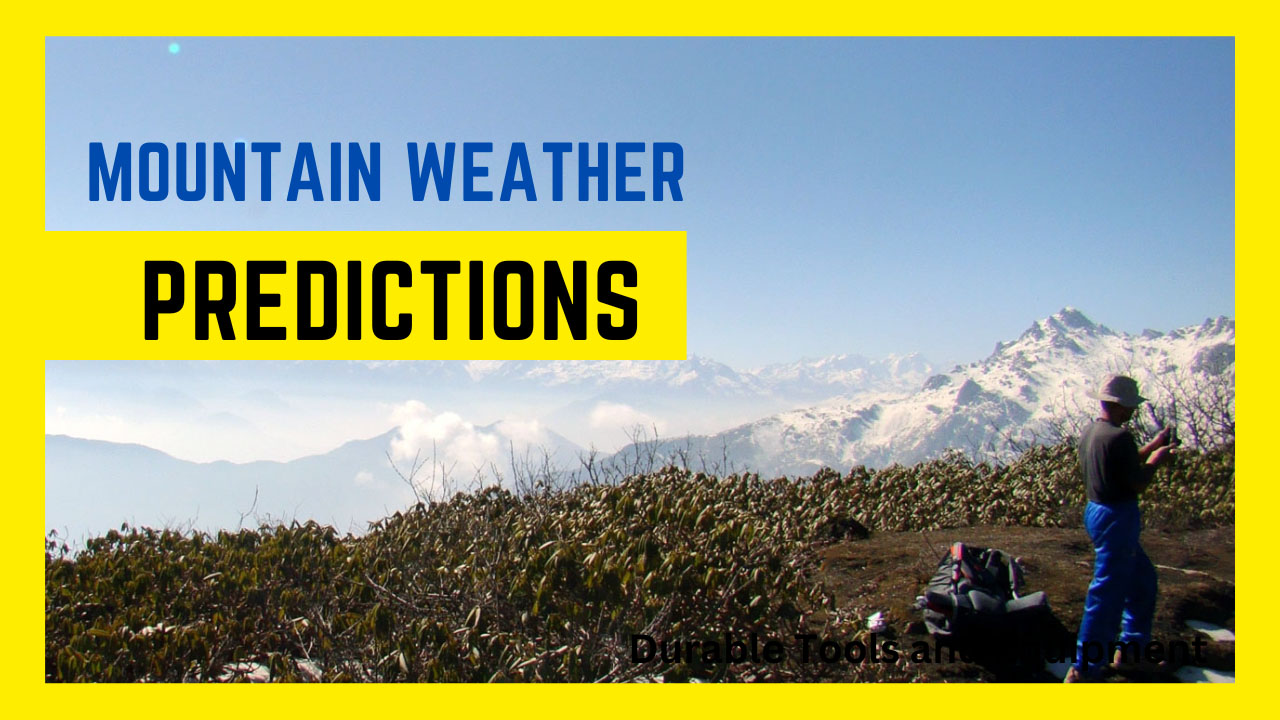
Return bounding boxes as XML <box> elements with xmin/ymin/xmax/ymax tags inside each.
<box><xmin>46</xmin><ymin>37</ymin><xmax>1234</xmax><ymax>368</ymax></box>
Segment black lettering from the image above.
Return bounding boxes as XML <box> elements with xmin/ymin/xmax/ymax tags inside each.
<box><xmin>493</xmin><ymin>261</ymin><xmax>533</xmax><ymax>340</ymax></box>
<box><xmin>372</xmin><ymin>260</ymin><xmax>412</xmax><ymax>340</ymax></box>
<box><xmin>246</xmin><ymin>261</ymin><xmax>286</xmax><ymax>340</ymax></box>
<box><xmin>881</xmin><ymin>639</ymin><xmax>899</xmax><ymax>663</ymax></box>
<box><xmin>597</xmin><ymin>260</ymin><xmax>637</xmax><ymax>340</ymax></box>
<box><xmin>762</xmin><ymin>639</ymin><xmax>785</xmax><ymax>664</ymax></box>
<box><xmin>700</xmin><ymin>641</ymin><xmax>722</xmax><ymax>664</ymax></box>
<box><xmin>936</xmin><ymin>637</ymin><xmax>960</xmax><ymax>663</ymax></box>
<box><xmin>660</xmin><ymin>640</ymin><xmax>680</xmax><ymax>664</ymax></box>
<box><xmin>143</xmin><ymin>260</ymin><xmax>184</xmax><ymax>340</ymax></box>
<box><xmin>543</xmin><ymin>260</ymin><xmax>587</xmax><ymax>340</ymax></box>
<box><xmin>1146</xmin><ymin>640</ymin><xmax>1165</xmax><ymax>664</ymax></box>
<box><xmin>795</xmin><ymin>633</ymin><xmax>817</xmax><ymax>663</ymax></box>
<box><xmin>420</xmin><ymin>261</ymin><xmax>460</xmax><ymax>340</ymax></box>
<box><xmin>297</xmin><ymin>261</ymin><xmax>337</xmax><ymax>340</ymax></box>
<box><xmin>1081</xmin><ymin>640</ymin><xmax>1105</xmax><ymax>665</ymax></box>
<box><xmin>347</xmin><ymin>261</ymin><xmax>362</xmax><ymax>340</ymax></box>
<box><xmin>468</xmin><ymin>260</ymin><xmax>484</xmax><ymax>340</ymax></box>
<box><xmin>1112</xmin><ymin>640</ymin><xmax>1140</xmax><ymax>666</ymax></box>
<box><xmin>819</xmin><ymin>640</ymin><xmax>841</xmax><ymax>664</ymax></box>
<box><xmin>194</xmin><ymin>261</ymin><xmax>236</xmax><ymax>340</ymax></box>
<box><xmin>844</xmin><ymin>640</ymin><xmax>866</xmax><ymax>663</ymax></box>
<box><xmin>630</xmin><ymin>634</ymin><xmax>655</xmax><ymax>663</ymax></box>
<box><xmin>1043</xmin><ymin>641</ymin><xmax>1068</xmax><ymax>664</ymax></box>
<box><xmin>910</xmin><ymin>640</ymin><xmax>931</xmax><ymax>664</ymax></box>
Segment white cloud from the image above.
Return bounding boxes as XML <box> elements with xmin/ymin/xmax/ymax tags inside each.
<box><xmin>494</xmin><ymin>417</ymin><xmax>547</xmax><ymax>447</ymax></box>
<box><xmin>354</xmin><ymin>470</ymin><xmax>375</xmax><ymax>486</ymax></box>
<box><xmin>589</xmin><ymin>401</ymin><xmax>666</xmax><ymax>435</ymax></box>
<box><xmin>389</xmin><ymin>401</ymin><xmax>502</xmax><ymax>477</ymax></box>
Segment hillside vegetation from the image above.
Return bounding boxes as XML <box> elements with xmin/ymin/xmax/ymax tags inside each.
<box><xmin>46</xmin><ymin>440</ymin><xmax>1234</xmax><ymax>682</ymax></box>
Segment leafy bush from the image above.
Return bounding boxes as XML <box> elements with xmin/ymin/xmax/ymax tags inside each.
<box><xmin>46</xmin><ymin>441</ymin><xmax>1233</xmax><ymax>682</ymax></box>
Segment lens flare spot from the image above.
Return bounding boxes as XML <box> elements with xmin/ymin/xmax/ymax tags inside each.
<box><xmin>168</xmin><ymin>42</ymin><xmax>181</xmax><ymax>55</ymax></box>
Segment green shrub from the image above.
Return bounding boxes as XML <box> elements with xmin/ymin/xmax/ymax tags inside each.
<box><xmin>46</xmin><ymin>441</ymin><xmax>1233</xmax><ymax>682</ymax></box>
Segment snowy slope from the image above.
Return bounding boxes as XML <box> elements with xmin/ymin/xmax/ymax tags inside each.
<box><xmin>612</xmin><ymin>309</ymin><xmax>1235</xmax><ymax>476</ymax></box>
<box><xmin>372</xmin><ymin>353</ymin><xmax>932</xmax><ymax>398</ymax></box>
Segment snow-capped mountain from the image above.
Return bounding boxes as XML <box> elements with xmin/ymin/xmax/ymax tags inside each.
<box><xmin>458</xmin><ymin>356</ymin><xmax>762</xmax><ymax>394</ymax></box>
<box><xmin>46</xmin><ymin>308</ymin><xmax>1234</xmax><ymax>538</ymax></box>
<box><xmin>47</xmin><ymin>354</ymin><xmax>936</xmax><ymax>461</ymax></box>
<box><xmin>610</xmin><ymin>309</ymin><xmax>1235</xmax><ymax>476</ymax></box>
<box><xmin>751</xmin><ymin>352</ymin><xmax>934</xmax><ymax>401</ymax></box>
<box><xmin>354</xmin><ymin>354</ymin><xmax>932</xmax><ymax>399</ymax></box>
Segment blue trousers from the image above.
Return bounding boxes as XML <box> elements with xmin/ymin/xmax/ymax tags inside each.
<box><xmin>1073</xmin><ymin>501</ymin><xmax>1157</xmax><ymax>675</ymax></box>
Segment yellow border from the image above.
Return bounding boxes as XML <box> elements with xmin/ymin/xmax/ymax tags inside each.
<box><xmin>11</xmin><ymin>2</ymin><xmax>1260</xmax><ymax>711</ymax></box>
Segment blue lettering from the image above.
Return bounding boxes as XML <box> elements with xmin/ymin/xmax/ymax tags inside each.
<box><xmin>578</xmin><ymin>141</ymin><xmax>608</xmax><ymax>201</ymax></box>
<box><xmin>213</xmin><ymin>142</ymin><xmax>245</xmax><ymax>201</ymax></box>
<box><xmin>408</xmin><ymin>142</ymin><xmax>454</xmax><ymax>201</ymax></box>
<box><xmin>287</xmin><ymin>142</ymin><xmax>323</xmax><ymax>201</ymax></box>
<box><xmin>330</xmin><ymin>142</ymin><xmax>342</xmax><ymax>201</ymax></box>
<box><xmin>251</xmin><ymin>142</ymin><xmax>281</xmax><ymax>201</ymax></box>
<box><xmin>176</xmin><ymin>142</ymin><xmax>206</xmax><ymax>201</ymax></box>
<box><xmin>654</xmin><ymin>142</ymin><xmax>684</xmax><ymax>201</ymax></box>
<box><xmin>349</xmin><ymin>142</ymin><xmax>380</xmax><ymax>201</ymax></box>
<box><xmin>500</xmin><ymin>142</ymin><xmax>536</xmax><ymax>201</ymax></box>
<box><xmin>138</xmin><ymin>142</ymin><xmax>169</xmax><ymax>201</ymax></box>
<box><xmin>615</xmin><ymin>142</ymin><xmax>644</xmax><ymax>201</ymax></box>
<box><xmin>463</xmin><ymin>142</ymin><xmax>493</xmax><ymax>201</ymax></box>
<box><xmin>89</xmin><ymin>142</ymin><xmax>130</xmax><ymax>201</ymax></box>
<box><xmin>542</xmin><ymin>142</ymin><xmax>571</xmax><ymax>201</ymax></box>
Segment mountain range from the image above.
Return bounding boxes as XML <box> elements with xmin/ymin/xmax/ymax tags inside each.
<box><xmin>611</xmin><ymin>309</ymin><xmax>1234</xmax><ymax>476</ymax></box>
<box><xmin>46</xmin><ymin>308</ymin><xmax>1234</xmax><ymax>540</ymax></box>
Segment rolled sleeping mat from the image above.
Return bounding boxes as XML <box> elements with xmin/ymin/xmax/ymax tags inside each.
<box><xmin>1004</xmin><ymin>591</ymin><xmax>1049</xmax><ymax>614</ymax></box>
<box><xmin>967</xmin><ymin>589</ymin><xmax>1005</xmax><ymax>614</ymax></box>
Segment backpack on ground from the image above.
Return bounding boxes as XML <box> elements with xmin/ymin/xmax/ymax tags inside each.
<box><xmin>921</xmin><ymin>541</ymin><xmax>1050</xmax><ymax>637</ymax></box>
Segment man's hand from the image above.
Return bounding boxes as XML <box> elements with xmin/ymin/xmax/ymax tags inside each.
<box><xmin>1140</xmin><ymin>426</ymin><xmax>1176</xmax><ymax>462</ymax></box>
<box><xmin>1146</xmin><ymin>445</ymin><xmax>1174</xmax><ymax>468</ymax></box>
<box><xmin>1135</xmin><ymin>444</ymin><xmax>1174</xmax><ymax>492</ymax></box>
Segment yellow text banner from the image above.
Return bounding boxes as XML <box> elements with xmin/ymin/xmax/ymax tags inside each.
<box><xmin>43</xmin><ymin>231</ymin><xmax>687</xmax><ymax>360</ymax></box>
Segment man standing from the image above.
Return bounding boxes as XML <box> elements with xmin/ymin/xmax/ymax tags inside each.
<box><xmin>1065</xmin><ymin>374</ymin><xmax>1174</xmax><ymax>682</ymax></box>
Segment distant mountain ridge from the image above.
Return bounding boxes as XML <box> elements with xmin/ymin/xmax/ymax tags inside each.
<box><xmin>46</xmin><ymin>308</ymin><xmax>1233</xmax><ymax>538</ymax></box>
<box><xmin>357</xmin><ymin>353</ymin><xmax>934</xmax><ymax>400</ymax></box>
<box><xmin>47</xmin><ymin>422</ymin><xmax>582</xmax><ymax>541</ymax></box>
<box><xmin>607</xmin><ymin>309</ymin><xmax>1235</xmax><ymax>476</ymax></box>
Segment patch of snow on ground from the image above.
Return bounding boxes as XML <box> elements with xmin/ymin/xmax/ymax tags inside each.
<box><xmin>1186</xmin><ymin>619</ymin><xmax>1235</xmax><ymax>642</ymax></box>
<box><xmin>1175</xmin><ymin>666</ymin><xmax>1235</xmax><ymax>683</ymax></box>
